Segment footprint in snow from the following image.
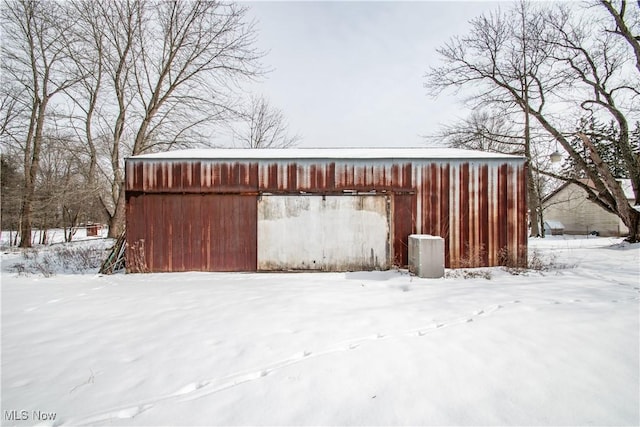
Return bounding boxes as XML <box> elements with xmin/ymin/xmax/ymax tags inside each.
<box><xmin>80</xmin><ymin>403</ymin><xmax>155</xmax><ymax>424</ymax></box>
<box><xmin>485</xmin><ymin>304</ymin><xmax>503</xmax><ymax>314</ymax></box>
<box><xmin>174</xmin><ymin>381</ymin><xmax>209</xmax><ymax>396</ymax></box>
<box><xmin>116</xmin><ymin>404</ymin><xmax>154</xmax><ymax>419</ymax></box>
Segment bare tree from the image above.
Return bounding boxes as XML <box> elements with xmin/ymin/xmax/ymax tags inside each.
<box><xmin>430</xmin><ymin>107</ymin><xmax>558</xmax><ymax>236</ymax></box>
<box><xmin>599</xmin><ymin>0</ymin><xmax>640</xmax><ymax>74</ymax></box>
<box><xmin>431</xmin><ymin>109</ymin><xmax>525</xmax><ymax>154</ymax></box>
<box><xmin>1</xmin><ymin>152</ymin><xmax>23</xmax><ymax>245</ymax></box>
<box><xmin>426</xmin><ymin>1</ymin><xmax>562</xmax><ymax>237</ymax></box>
<box><xmin>425</xmin><ymin>0</ymin><xmax>640</xmax><ymax>241</ymax></box>
<box><xmin>233</xmin><ymin>95</ymin><xmax>301</xmax><ymax>148</ymax></box>
<box><xmin>64</xmin><ymin>0</ymin><xmax>140</xmax><ymax>238</ymax></box>
<box><xmin>35</xmin><ymin>134</ymin><xmax>102</xmax><ymax>242</ymax></box>
<box><xmin>538</xmin><ymin>3</ymin><xmax>640</xmax><ymax>240</ymax></box>
<box><xmin>0</xmin><ymin>83</ymin><xmax>27</xmax><ymax>144</ymax></box>
<box><xmin>65</xmin><ymin>0</ymin><xmax>263</xmax><ymax>237</ymax></box>
<box><xmin>1</xmin><ymin>0</ymin><xmax>81</xmax><ymax>247</ymax></box>
<box><xmin>1</xmin><ymin>0</ymin><xmax>263</xmax><ymax>241</ymax></box>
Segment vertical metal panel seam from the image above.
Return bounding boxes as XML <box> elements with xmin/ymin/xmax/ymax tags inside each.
<box><xmin>415</xmin><ymin>165</ymin><xmax>422</xmax><ymax>234</ymax></box>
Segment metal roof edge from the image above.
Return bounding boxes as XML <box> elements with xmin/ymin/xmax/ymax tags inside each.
<box><xmin>127</xmin><ymin>148</ymin><xmax>526</xmax><ymax>161</ymax></box>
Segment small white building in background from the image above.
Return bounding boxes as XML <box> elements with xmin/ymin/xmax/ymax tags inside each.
<box><xmin>543</xmin><ymin>179</ymin><xmax>634</xmax><ymax>237</ymax></box>
<box><xmin>543</xmin><ymin>220</ymin><xmax>565</xmax><ymax>236</ymax></box>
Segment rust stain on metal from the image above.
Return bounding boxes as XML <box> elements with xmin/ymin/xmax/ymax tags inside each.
<box><xmin>125</xmin><ymin>156</ymin><xmax>527</xmax><ymax>271</ymax></box>
<box><xmin>287</xmin><ymin>163</ymin><xmax>297</xmax><ymax>189</ymax></box>
<box><xmin>392</xmin><ymin>193</ymin><xmax>415</xmax><ymax>266</ymax></box>
<box><xmin>253</xmin><ymin>161</ymin><xmax>415</xmax><ymax>193</ymax></box>
<box><xmin>497</xmin><ymin>163</ymin><xmax>508</xmax><ymax>261</ymax></box>
<box><xmin>127</xmin><ymin>160</ymin><xmax>259</xmax><ymax>193</ymax></box>
<box><xmin>518</xmin><ymin>163</ymin><xmax>528</xmax><ymax>264</ymax></box>
<box><xmin>440</xmin><ymin>164</ymin><xmax>451</xmax><ymax>267</ymax></box>
<box><xmin>459</xmin><ymin>163</ymin><xmax>470</xmax><ymax>265</ymax></box>
<box><xmin>126</xmin><ymin>193</ymin><xmax>257</xmax><ymax>272</ymax></box>
<box><xmin>479</xmin><ymin>164</ymin><xmax>489</xmax><ymax>266</ymax></box>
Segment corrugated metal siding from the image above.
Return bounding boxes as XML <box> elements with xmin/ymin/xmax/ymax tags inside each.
<box><xmin>126</xmin><ymin>194</ymin><xmax>256</xmax><ymax>272</ymax></box>
<box><xmin>125</xmin><ymin>157</ymin><xmax>527</xmax><ymax>270</ymax></box>
<box><xmin>392</xmin><ymin>193</ymin><xmax>416</xmax><ymax>266</ymax></box>
<box><xmin>126</xmin><ymin>160</ymin><xmax>258</xmax><ymax>193</ymax></box>
<box><xmin>258</xmin><ymin>161</ymin><xmax>413</xmax><ymax>193</ymax></box>
<box><xmin>416</xmin><ymin>161</ymin><xmax>527</xmax><ymax>268</ymax></box>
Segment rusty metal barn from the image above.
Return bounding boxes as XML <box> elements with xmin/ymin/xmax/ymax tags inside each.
<box><xmin>125</xmin><ymin>148</ymin><xmax>527</xmax><ymax>273</ymax></box>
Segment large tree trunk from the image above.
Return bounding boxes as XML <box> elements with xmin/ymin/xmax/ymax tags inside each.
<box><xmin>577</xmin><ymin>133</ymin><xmax>640</xmax><ymax>242</ymax></box>
<box><xmin>522</xmin><ymin>85</ymin><xmax>540</xmax><ymax>238</ymax></box>
<box><xmin>107</xmin><ymin>186</ymin><xmax>126</xmax><ymax>238</ymax></box>
<box><xmin>627</xmin><ymin>208</ymin><xmax>640</xmax><ymax>243</ymax></box>
<box><xmin>19</xmin><ymin>102</ymin><xmax>47</xmax><ymax>248</ymax></box>
<box><xmin>18</xmin><ymin>193</ymin><xmax>33</xmax><ymax>248</ymax></box>
<box><xmin>527</xmin><ymin>167</ymin><xmax>541</xmax><ymax>237</ymax></box>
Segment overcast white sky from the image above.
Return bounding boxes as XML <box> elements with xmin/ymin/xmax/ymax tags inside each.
<box><xmin>238</xmin><ymin>0</ymin><xmax>505</xmax><ymax>148</ymax></box>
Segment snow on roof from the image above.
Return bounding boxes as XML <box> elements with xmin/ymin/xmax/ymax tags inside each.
<box><xmin>619</xmin><ymin>179</ymin><xmax>634</xmax><ymax>200</ymax></box>
<box><xmin>129</xmin><ymin>148</ymin><xmax>524</xmax><ymax>161</ymax></box>
<box><xmin>546</xmin><ymin>178</ymin><xmax>636</xmax><ymax>202</ymax></box>
<box><xmin>544</xmin><ymin>220</ymin><xmax>565</xmax><ymax>229</ymax></box>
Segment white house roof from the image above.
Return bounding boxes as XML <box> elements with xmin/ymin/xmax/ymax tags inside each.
<box><xmin>544</xmin><ymin>220</ymin><xmax>565</xmax><ymax>229</ymax></box>
<box><xmin>620</xmin><ymin>179</ymin><xmax>635</xmax><ymax>200</ymax></box>
<box><xmin>545</xmin><ymin>178</ymin><xmax>636</xmax><ymax>202</ymax></box>
<box><xmin>129</xmin><ymin>148</ymin><xmax>524</xmax><ymax>161</ymax></box>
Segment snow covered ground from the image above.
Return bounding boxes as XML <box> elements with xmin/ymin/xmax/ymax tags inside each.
<box><xmin>1</xmin><ymin>236</ymin><xmax>639</xmax><ymax>426</ymax></box>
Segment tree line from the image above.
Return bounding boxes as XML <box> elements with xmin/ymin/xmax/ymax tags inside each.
<box><xmin>0</xmin><ymin>0</ymin><xmax>302</xmax><ymax>247</ymax></box>
<box><xmin>425</xmin><ymin>0</ymin><xmax>640</xmax><ymax>241</ymax></box>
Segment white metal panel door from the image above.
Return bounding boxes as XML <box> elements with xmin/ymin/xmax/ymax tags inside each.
<box><xmin>257</xmin><ymin>195</ymin><xmax>390</xmax><ymax>271</ymax></box>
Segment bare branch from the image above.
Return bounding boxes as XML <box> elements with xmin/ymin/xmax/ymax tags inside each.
<box><xmin>232</xmin><ymin>95</ymin><xmax>301</xmax><ymax>149</ymax></box>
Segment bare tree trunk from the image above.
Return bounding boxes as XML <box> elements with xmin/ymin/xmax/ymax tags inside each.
<box><xmin>523</xmin><ymin>85</ymin><xmax>541</xmax><ymax>236</ymax></box>
<box><xmin>628</xmin><ymin>210</ymin><xmax>640</xmax><ymax>243</ymax></box>
<box><xmin>19</xmin><ymin>101</ymin><xmax>47</xmax><ymax>247</ymax></box>
<box><xmin>424</xmin><ymin>1</ymin><xmax>639</xmax><ymax>243</ymax></box>
<box><xmin>63</xmin><ymin>206</ymin><xmax>79</xmax><ymax>242</ymax></box>
<box><xmin>108</xmin><ymin>186</ymin><xmax>126</xmax><ymax>238</ymax></box>
<box><xmin>18</xmin><ymin>198</ymin><xmax>33</xmax><ymax>247</ymax></box>
<box><xmin>538</xmin><ymin>204</ymin><xmax>545</xmax><ymax>238</ymax></box>
<box><xmin>578</xmin><ymin>132</ymin><xmax>640</xmax><ymax>242</ymax></box>
<box><xmin>527</xmin><ymin>168</ymin><xmax>541</xmax><ymax>237</ymax></box>
<box><xmin>18</xmin><ymin>86</ymin><xmax>39</xmax><ymax>248</ymax></box>
<box><xmin>5</xmin><ymin>0</ymin><xmax>79</xmax><ymax>247</ymax></box>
